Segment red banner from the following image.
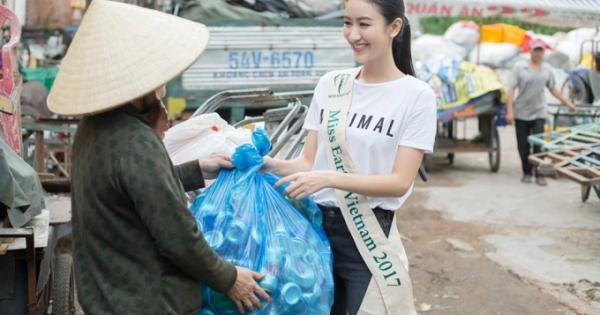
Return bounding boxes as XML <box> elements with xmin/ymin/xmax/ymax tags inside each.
<box><xmin>405</xmin><ymin>1</ymin><xmax>600</xmax><ymax>28</ymax></box>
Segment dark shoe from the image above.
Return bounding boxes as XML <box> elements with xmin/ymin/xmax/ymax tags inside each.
<box><xmin>536</xmin><ymin>177</ymin><xmax>548</xmax><ymax>186</ymax></box>
<box><xmin>521</xmin><ymin>175</ymin><xmax>532</xmax><ymax>183</ymax></box>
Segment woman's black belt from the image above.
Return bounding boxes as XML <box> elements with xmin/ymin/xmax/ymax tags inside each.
<box><xmin>318</xmin><ymin>205</ymin><xmax>394</xmax><ymax>220</ymax></box>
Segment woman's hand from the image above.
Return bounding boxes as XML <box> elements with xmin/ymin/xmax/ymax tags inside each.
<box><xmin>275</xmin><ymin>171</ymin><xmax>337</xmax><ymax>200</ymax></box>
<box><xmin>260</xmin><ymin>156</ymin><xmax>276</xmax><ymax>174</ymax></box>
<box><xmin>199</xmin><ymin>154</ymin><xmax>234</xmax><ymax>180</ymax></box>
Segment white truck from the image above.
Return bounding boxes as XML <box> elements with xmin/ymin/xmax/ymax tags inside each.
<box><xmin>165</xmin><ymin>19</ymin><xmax>356</xmax><ymax>122</ymax></box>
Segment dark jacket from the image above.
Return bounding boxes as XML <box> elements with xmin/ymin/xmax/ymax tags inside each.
<box><xmin>71</xmin><ymin>104</ymin><xmax>236</xmax><ymax>315</ymax></box>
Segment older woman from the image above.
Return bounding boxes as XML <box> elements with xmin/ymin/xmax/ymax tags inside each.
<box><xmin>46</xmin><ymin>1</ymin><xmax>268</xmax><ymax>314</ymax></box>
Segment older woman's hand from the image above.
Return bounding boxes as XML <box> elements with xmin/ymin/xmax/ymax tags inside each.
<box><xmin>199</xmin><ymin>154</ymin><xmax>234</xmax><ymax>180</ymax></box>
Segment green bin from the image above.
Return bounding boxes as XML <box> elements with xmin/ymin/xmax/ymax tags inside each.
<box><xmin>21</xmin><ymin>67</ymin><xmax>59</xmax><ymax>91</ymax></box>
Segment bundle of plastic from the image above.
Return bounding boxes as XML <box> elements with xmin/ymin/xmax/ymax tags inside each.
<box><xmin>555</xmin><ymin>28</ymin><xmax>600</xmax><ymax>69</ymax></box>
<box><xmin>443</xmin><ymin>20</ymin><xmax>481</xmax><ymax>51</ymax></box>
<box><xmin>468</xmin><ymin>42</ymin><xmax>521</xmax><ymax>69</ymax></box>
<box><xmin>191</xmin><ymin>129</ymin><xmax>333</xmax><ymax>315</ymax></box>
<box><xmin>421</xmin><ymin>54</ymin><xmax>463</xmax><ymax>84</ymax></box>
<box><xmin>412</xmin><ymin>34</ymin><xmax>470</xmax><ymax>63</ymax></box>
<box><xmin>163</xmin><ymin>113</ymin><xmax>252</xmax><ymax>165</ymax></box>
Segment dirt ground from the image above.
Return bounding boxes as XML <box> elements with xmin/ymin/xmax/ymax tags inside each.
<box><xmin>398</xmin><ymin>188</ymin><xmax>578</xmax><ymax>315</ymax></box>
<box><xmin>396</xmin><ymin>120</ymin><xmax>600</xmax><ymax>315</ymax></box>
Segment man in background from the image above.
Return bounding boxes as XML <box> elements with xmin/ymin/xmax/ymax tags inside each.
<box><xmin>506</xmin><ymin>38</ymin><xmax>576</xmax><ymax>186</ymax></box>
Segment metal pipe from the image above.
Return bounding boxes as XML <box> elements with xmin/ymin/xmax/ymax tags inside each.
<box><xmin>266</xmin><ymin>101</ymin><xmax>303</xmax><ymax>147</ymax></box>
<box><xmin>192</xmin><ymin>88</ymin><xmax>272</xmax><ymax>117</ymax></box>
<box><xmin>269</xmin><ymin>110</ymin><xmax>307</xmax><ymax>158</ymax></box>
<box><xmin>281</xmin><ymin>129</ymin><xmax>308</xmax><ymax>160</ymax></box>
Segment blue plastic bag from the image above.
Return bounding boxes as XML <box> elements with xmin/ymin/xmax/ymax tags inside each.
<box><xmin>191</xmin><ymin>129</ymin><xmax>334</xmax><ymax>315</ymax></box>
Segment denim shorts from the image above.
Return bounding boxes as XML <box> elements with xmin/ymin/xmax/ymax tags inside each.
<box><xmin>318</xmin><ymin>205</ymin><xmax>393</xmax><ymax>315</ymax></box>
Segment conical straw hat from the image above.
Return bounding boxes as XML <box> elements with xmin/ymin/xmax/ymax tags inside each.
<box><xmin>47</xmin><ymin>0</ymin><xmax>210</xmax><ymax>116</ymax></box>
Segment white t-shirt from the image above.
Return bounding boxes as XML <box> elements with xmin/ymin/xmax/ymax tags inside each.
<box><xmin>303</xmin><ymin>71</ymin><xmax>437</xmax><ymax>211</ymax></box>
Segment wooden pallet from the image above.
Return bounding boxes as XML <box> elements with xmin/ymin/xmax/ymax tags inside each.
<box><xmin>528</xmin><ymin>145</ymin><xmax>600</xmax><ymax>176</ymax></box>
<box><xmin>546</xmin><ymin>164</ymin><xmax>600</xmax><ymax>202</ymax></box>
<box><xmin>528</xmin><ymin>129</ymin><xmax>600</xmax><ymax>151</ymax></box>
<box><xmin>527</xmin><ymin>139</ymin><xmax>600</xmax><ymax>201</ymax></box>
<box><xmin>527</xmin><ymin>123</ymin><xmax>600</xmax><ymax>151</ymax></box>
<box><xmin>529</xmin><ymin>148</ymin><xmax>586</xmax><ymax>167</ymax></box>
<box><xmin>557</xmin><ymin>167</ymin><xmax>600</xmax><ymax>186</ymax></box>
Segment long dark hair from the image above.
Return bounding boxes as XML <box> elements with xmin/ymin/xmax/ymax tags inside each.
<box><xmin>364</xmin><ymin>0</ymin><xmax>415</xmax><ymax>76</ymax></box>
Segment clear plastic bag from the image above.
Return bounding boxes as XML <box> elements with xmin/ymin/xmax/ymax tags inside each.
<box><xmin>191</xmin><ymin>129</ymin><xmax>333</xmax><ymax>315</ymax></box>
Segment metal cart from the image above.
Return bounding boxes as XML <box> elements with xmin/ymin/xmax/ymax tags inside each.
<box><xmin>423</xmin><ymin>91</ymin><xmax>502</xmax><ymax>173</ymax></box>
<box><xmin>547</xmin><ymin>103</ymin><xmax>600</xmax><ymax>131</ymax></box>
<box><xmin>20</xmin><ymin>118</ymin><xmax>79</xmax><ymax>194</ymax></box>
<box><xmin>560</xmin><ymin>39</ymin><xmax>600</xmax><ymax>105</ymax></box>
<box><xmin>1</xmin><ymin>198</ymin><xmax>75</xmax><ymax>315</ymax></box>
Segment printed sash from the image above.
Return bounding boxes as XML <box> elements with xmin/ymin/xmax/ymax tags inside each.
<box><xmin>320</xmin><ymin>67</ymin><xmax>417</xmax><ymax>315</ymax></box>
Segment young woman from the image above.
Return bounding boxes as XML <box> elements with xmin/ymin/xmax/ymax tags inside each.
<box><xmin>263</xmin><ymin>0</ymin><xmax>436</xmax><ymax>314</ymax></box>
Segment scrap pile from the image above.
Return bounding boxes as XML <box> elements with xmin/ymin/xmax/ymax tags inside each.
<box><xmin>413</xmin><ymin>21</ymin><xmax>599</xmax><ymax>72</ymax></box>
<box><xmin>414</xmin><ymin>21</ymin><xmax>600</xmax><ymax>124</ymax></box>
<box><xmin>413</xmin><ymin>21</ymin><xmax>508</xmax><ymax>123</ymax></box>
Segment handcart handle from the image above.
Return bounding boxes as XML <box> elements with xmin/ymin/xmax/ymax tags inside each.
<box><xmin>418</xmin><ymin>166</ymin><xmax>428</xmax><ymax>182</ymax></box>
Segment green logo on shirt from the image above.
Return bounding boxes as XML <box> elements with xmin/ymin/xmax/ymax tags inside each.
<box><xmin>329</xmin><ymin>73</ymin><xmax>352</xmax><ymax>98</ymax></box>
